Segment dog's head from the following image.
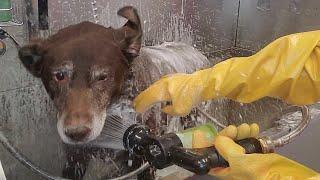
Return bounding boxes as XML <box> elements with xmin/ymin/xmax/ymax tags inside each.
<box><xmin>18</xmin><ymin>6</ymin><xmax>142</xmax><ymax>144</ymax></box>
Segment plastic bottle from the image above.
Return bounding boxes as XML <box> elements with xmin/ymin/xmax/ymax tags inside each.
<box><xmin>175</xmin><ymin>123</ymin><xmax>218</xmax><ymax>148</ymax></box>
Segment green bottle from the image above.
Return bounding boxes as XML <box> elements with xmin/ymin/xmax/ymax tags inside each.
<box><xmin>0</xmin><ymin>0</ymin><xmax>12</xmax><ymax>22</ymax></box>
<box><xmin>176</xmin><ymin>123</ymin><xmax>218</xmax><ymax>148</ymax></box>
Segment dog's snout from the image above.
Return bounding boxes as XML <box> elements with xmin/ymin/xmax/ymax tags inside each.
<box><xmin>63</xmin><ymin>111</ymin><xmax>92</xmax><ymax>141</ymax></box>
<box><xmin>65</xmin><ymin>126</ymin><xmax>91</xmax><ymax>141</ymax></box>
<box><xmin>65</xmin><ymin>111</ymin><xmax>92</xmax><ymax>126</ymax></box>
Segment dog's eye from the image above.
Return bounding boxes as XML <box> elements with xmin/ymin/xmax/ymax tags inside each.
<box><xmin>54</xmin><ymin>72</ymin><xmax>67</xmax><ymax>82</ymax></box>
<box><xmin>96</xmin><ymin>74</ymin><xmax>108</xmax><ymax>81</ymax></box>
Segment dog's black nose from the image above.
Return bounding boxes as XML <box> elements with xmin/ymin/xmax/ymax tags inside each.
<box><xmin>65</xmin><ymin>127</ymin><xmax>91</xmax><ymax>141</ymax></box>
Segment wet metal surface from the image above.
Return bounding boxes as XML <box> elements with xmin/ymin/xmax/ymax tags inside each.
<box><xmin>0</xmin><ymin>85</ymin><xmax>66</xmax><ymax>180</ymax></box>
<box><xmin>48</xmin><ymin>0</ymin><xmax>239</xmax><ymax>53</ymax></box>
<box><xmin>237</xmin><ymin>0</ymin><xmax>320</xmax><ymax>50</ymax></box>
<box><xmin>0</xmin><ymin>27</ymin><xmax>38</xmax><ymax>92</ymax></box>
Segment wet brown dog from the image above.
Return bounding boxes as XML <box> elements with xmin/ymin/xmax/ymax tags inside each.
<box><xmin>18</xmin><ymin>6</ymin><xmax>145</xmax><ymax>179</ymax></box>
<box><xmin>18</xmin><ymin>6</ymin><xmax>210</xmax><ymax>179</ymax></box>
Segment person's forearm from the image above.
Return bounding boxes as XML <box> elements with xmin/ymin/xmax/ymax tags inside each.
<box><xmin>199</xmin><ymin>30</ymin><xmax>320</xmax><ymax>105</ymax></box>
<box><xmin>134</xmin><ymin>30</ymin><xmax>320</xmax><ymax>116</ymax></box>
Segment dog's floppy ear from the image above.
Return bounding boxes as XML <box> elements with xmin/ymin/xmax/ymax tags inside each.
<box><xmin>18</xmin><ymin>39</ymin><xmax>46</xmax><ymax>77</ymax></box>
<box><xmin>114</xmin><ymin>6</ymin><xmax>142</xmax><ymax>61</ymax></box>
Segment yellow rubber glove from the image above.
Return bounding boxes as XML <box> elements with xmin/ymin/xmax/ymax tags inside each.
<box><xmin>134</xmin><ymin>30</ymin><xmax>320</xmax><ymax>116</ymax></box>
<box><xmin>192</xmin><ymin>124</ymin><xmax>320</xmax><ymax>180</ymax></box>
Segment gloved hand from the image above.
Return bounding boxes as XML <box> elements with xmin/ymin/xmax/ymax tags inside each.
<box><xmin>191</xmin><ymin>123</ymin><xmax>319</xmax><ymax>180</ymax></box>
<box><xmin>191</xmin><ymin>123</ymin><xmax>260</xmax><ymax>148</ymax></box>
<box><xmin>134</xmin><ymin>30</ymin><xmax>320</xmax><ymax>116</ymax></box>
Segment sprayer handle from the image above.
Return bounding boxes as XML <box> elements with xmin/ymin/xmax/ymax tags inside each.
<box><xmin>170</xmin><ymin>146</ymin><xmax>225</xmax><ymax>175</ymax></box>
<box><xmin>170</xmin><ymin>137</ymin><xmax>263</xmax><ymax>175</ymax></box>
